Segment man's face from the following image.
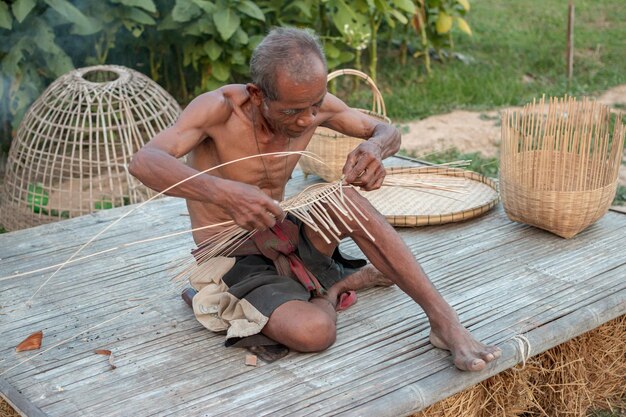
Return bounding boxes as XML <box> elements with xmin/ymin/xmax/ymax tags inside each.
<box><xmin>260</xmin><ymin>62</ymin><xmax>328</xmax><ymax>139</ymax></box>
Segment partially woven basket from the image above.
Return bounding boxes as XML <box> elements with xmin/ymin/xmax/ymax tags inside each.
<box><xmin>0</xmin><ymin>65</ymin><xmax>181</xmax><ymax>231</ymax></box>
<box><xmin>299</xmin><ymin>69</ymin><xmax>391</xmax><ymax>182</ymax></box>
<box><xmin>500</xmin><ymin>96</ymin><xmax>624</xmax><ymax>238</ymax></box>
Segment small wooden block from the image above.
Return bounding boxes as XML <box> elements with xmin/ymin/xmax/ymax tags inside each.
<box><xmin>245</xmin><ymin>354</ymin><xmax>258</xmax><ymax>367</ymax></box>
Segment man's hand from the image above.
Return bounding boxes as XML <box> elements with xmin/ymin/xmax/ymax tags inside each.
<box><xmin>342</xmin><ymin>141</ymin><xmax>385</xmax><ymax>191</ymax></box>
<box><xmin>215</xmin><ymin>181</ymin><xmax>285</xmax><ymax>231</ymax></box>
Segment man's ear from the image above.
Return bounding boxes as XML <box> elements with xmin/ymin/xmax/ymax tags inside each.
<box><xmin>246</xmin><ymin>83</ymin><xmax>263</xmax><ymax>106</ymax></box>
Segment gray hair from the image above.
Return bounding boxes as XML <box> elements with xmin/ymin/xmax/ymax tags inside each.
<box><xmin>250</xmin><ymin>27</ymin><xmax>327</xmax><ymax>101</ymax></box>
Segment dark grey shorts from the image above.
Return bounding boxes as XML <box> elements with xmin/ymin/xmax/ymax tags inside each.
<box><xmin>221</xmin><ymin>218</ymin><xmax>365</xmax><ymax>320</ymax></box>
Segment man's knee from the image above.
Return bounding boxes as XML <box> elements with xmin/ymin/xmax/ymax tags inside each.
<box><xmin>295</xmin><ymin>313</ymin><xmax>336</xmax><ymax>352</ymax></box>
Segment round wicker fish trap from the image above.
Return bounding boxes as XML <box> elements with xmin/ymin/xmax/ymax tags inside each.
<box><xmin>299</xmin><ymin>69</ymin><xmax>391</xmax><ymax>182</ymax></box>
<box><xmin>0</xmin><ymin>65</ymin><xmax>181</xmax><ymax>231</ymax></box>
<box><xmin>500</xmin><ymin>96</ymin><xmax>624</xmax><ymax>238</ymax></box>
<box><xmin>359</xmin><ymin>166</ymin><xmax>500</xmax><ymax>226</ymax></box>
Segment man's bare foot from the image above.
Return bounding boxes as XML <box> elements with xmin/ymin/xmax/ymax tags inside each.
<box><xmin>342</xmin><ymin>264</ymin><xmax>395</xmax><ymax>290</ymax></box>
<box><xmin>429</xmin><ymin>325</ymin><xmax>502</xmax><ymax>371</ymax></box>
<box><xmin>323</xmin><ymin>264</ymin><xmax>394</xmax><ymax>309</ymax></box>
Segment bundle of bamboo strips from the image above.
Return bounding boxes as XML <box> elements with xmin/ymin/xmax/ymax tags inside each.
<box><xmin>500</xmin><ymin>96</ymin><xmax>624</xmax><ymax>238</ymax></box>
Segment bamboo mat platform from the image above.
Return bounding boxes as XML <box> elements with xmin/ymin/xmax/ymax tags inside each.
<box><xmin>0</xmin><ymin>156</ymin><xmax>625</xmax><ymax>417</ymax></box>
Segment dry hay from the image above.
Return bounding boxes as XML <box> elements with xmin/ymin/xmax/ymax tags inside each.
<box><xmin>0</xmin><ymin>398</ymin><xmax>19</xmax><ymax>417</ymax></box>
<box><xmin>416</xmin><ymin>315</ymin><xmax>626</xmax><ymax>417</ymax></box>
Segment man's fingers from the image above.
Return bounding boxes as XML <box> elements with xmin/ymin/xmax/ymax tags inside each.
<box><xmin>266</xmin><ymin>199</ymin><xmax>285</xmax><ymax>220</ymax></box>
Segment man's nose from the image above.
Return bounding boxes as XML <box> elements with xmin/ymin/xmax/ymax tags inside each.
<box><xmin>296</xmin><ymin>108</ymin><xmax>316</xmax><ymax>127</ymax></box>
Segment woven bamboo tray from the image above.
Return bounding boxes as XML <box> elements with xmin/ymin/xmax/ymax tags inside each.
<box><xmin>299</xmin><ymin>69</ymin><xmax>390</xmax><ymax>182</ymax></box>
<box><xmin>359</xmin><ymin>166</ymin><xmax>500</xmax><ymax>226</ymax></box>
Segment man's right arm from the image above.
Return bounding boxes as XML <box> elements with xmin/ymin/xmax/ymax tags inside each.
<box><xmin>129</xmin><ymin>91</ymin><xmax>230</xmax><ymax>202</ymax></box>
<box><xmin>129</xmin><ymin>90</ymin><xmax>283</xmax><ymax>230</ymax></box>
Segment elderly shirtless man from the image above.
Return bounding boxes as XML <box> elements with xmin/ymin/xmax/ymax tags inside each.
<box><xmin>130</xmin><ymin>27</ymin><xmax>501</xmax><ymax>371</ymax></box>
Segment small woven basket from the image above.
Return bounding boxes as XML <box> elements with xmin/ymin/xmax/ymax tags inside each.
<box><xmin>299</xmin><ymin>69</ymin><xmax>391</xmax><ymax>182</ymax></box>
<box><xmin>500</xmin><ymin>96</ymin><xmax>624</xmax><ymax>238</ymax></box>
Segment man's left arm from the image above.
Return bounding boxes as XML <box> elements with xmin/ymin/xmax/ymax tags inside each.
<box><xmin>320</xmin><ymin>94</ymin><xmax>401</xmax><ymax>191</ymax></box>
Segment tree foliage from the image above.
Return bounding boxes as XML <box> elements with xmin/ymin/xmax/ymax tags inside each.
<box><xmin>0</xmin><ymin>0</ymin><xmax>472</xmax><ymax>152</ymax></box>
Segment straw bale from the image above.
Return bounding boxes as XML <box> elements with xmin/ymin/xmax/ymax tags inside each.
<box><xmin>416</xmin><ymin>315</ymin><xmax>626</xmax><ymax>417</ymax></box>
<box><xmin>0</xmin><ymin>398</ymin><xmax>19</xmax><ymax>417</ymax></box>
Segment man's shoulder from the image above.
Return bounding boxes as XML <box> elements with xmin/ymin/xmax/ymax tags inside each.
<box><xmin>184</xmin><ymin>84</ymin><xmax>248</xmax><ymax>125</ymax></box>
<box><xmin>219</xmin><ymin>84</ymin><xmax>249</xmax><ymax>106</ymax></box>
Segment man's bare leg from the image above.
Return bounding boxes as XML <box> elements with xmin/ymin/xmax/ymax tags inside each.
<box><xmin>262</xmin><ymin>265</ymin><xmax>393</xmax><ymax>352</ymax></box>
<box><xmin>308</xmin><ymin>188</ymin><xmax>502</xmax><ymax>371</ymax></box>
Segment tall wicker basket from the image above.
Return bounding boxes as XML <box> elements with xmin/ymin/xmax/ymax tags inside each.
<box><xmin>299</xmin><ymin>69</ymin><xmax>391</xmax><ymax>182</ymax></box>
<box><xmin>500</xmin><ymin>96</ymin><xmax>624</xmax><ymax>238</ymax></box>
<box><xmin>0</xmin><ymin>65</ymin><xmax>181</xmax><ymax>231</ymax></box>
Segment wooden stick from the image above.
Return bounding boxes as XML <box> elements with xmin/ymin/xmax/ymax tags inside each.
<box><xmin>566</xmin><ymin>1</ymin><xmax>575</xmax><ymax>80</ymax></box>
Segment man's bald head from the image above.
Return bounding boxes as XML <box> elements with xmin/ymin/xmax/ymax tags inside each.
<box><xmin>250</xmin><ymin>28</ymin><xmax>328</xmax><ymax>101</ymax></box>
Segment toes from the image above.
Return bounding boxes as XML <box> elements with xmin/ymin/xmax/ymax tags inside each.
<box><xmin>455</xmin><ymin>357</ymin><xmax>486</xmax><ymax>372</ymax></box>
<box><xmin>480</xmin><ymin>351</ymin><xmax>495</xmax><ymax>362</ymax></box>
<box><xmin>489</xmin><ymin>346</ymin><xmax>503</xmax><ymax>359</ymax></box>
<box><xmin>478</xmin><ymin>345</ymin><xmax>501</xmax><ymax>363</ymax></box>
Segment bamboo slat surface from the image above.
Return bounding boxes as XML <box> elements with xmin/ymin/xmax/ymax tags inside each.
<box><xmin>1</xmin><ymin>157</ymin><xmax>625</xmax><ymax>417</ymax></box>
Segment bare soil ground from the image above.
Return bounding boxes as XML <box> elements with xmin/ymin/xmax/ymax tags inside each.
<box><xmin>399</xmin><ymin>85</ymin><xmax>626</xmax><ymax>190</ymax></box>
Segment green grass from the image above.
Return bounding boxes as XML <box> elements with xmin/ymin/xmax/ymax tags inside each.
<box><xmin>367</xmin><ymin>0</ymin><xmax>626</xmax><ymax>121</ymax></box>
<box><xmin>614</xmin><ymin>185</ymin><xmax>626</xmax><ymax>206</ymax></box>
<box><xmin>400</xmin><ymin>147</ymin><xmax>499</xmax><ymax>178</ymax></box>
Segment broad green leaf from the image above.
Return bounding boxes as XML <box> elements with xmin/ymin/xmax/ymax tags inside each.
<box><xmin>389</xmin><ymin>9</ymin><xmax>408</xmax><ymax>25</ymax></box>
<box><xmin>0</xmin><ymin>2</ymin><xmax>12</xmax><ymax>29</ymax></box>
<box><xmin>43</xmin><ymin>49</ymin><xmax>74</xmax><ymax>75</ymax></box>
<box><xmin>191</xmin><ymin>0</ymin><xmax>216</xmax><ymax>14</ymax></box>
<box><xmin>157</xmin><ymin>12</ymin><xmax>179</xmax><ymax>30</ymax></box>
<box><xmin>230</xmin><ymin>50</ymin><xmax>245</xmax><ymax>66</ymax></box>
<box><xmin>232</xmin><ymin>27</ymin><xmax>248</xmax><ymax>45</ymax></box>
<box><xmin>337</xmin><ymin>50</ymin><xmax>355</xmax><ymax>64</ymax></box>
<box><xmin>248</xmin><ymin>34</ymin><xmax>264</xmax><ymax>49</ymax></box>
<box><xmin>122</xmin><ymin>19</ymin><xmax>144</xmax><ymax>37</ymax></box>
<box><xmin>33</xmin><ymin>22</ymin><xmax>74</xmax><ymax>75</ymax></box>
<box><xmin>125</xmin><ymin>8</ymin><xmax>156</xmax><ymax>25</ymax></box>
<box><xmin>111</xmin><ymin>0</ymin><xmax>157</xmax><ymax>13</ymax></box>
<box><xmin>201</xmin><ymin>77</ymin><xmax>222</xmax><ymax>93</ymax></box>
<box><xmin>172</xmin><ymin>0</ymin><xmax>202</xmax><ymax>22</ymax></box>
<box><xmin>238</xmin><ymin>0</ymin><xmax>264</xmax><ymax>21</ymax></box>
<box><xmin>211</xmin><ymin>61</ymin><xmax>230</xmax><ymax>82</ymax></box>
<box><xmin>43</xmin><ymin>0</ymin><xmax>101</xmax><ymax>34</ymax></box>
<box><xmin>285</xmin><ymin>0</ymin><xmax>312</xmax><ymax>18</ymax></box>
<box><xmin>183</xmin><ymin>20</ymin><xmax>203</xmax><ymax>36</ymax></box>
<box><xmin>1</xmin><ymin>39</ymin><xmax>27</xmax><ymax>74</ymax></box>
<box><xmin>456</xmin><ymin>16</ymin><xmax>471</xmax><ymax>35</ymax></box>
<box><xmin>435</xmin><ymin>11</ymin><xmax>452</xmax><ymax>34</ymax></box>
<box><xmin>324</xmin><ymin>42</ymin><xmax>341</xmax><ymax>59</ymax></box>
<box><xmin>213</xmin><ymin>8</ymin><xmax>240</xmax><ymax>41</ymax></box>
<box><xmin>12</xmin><ymin>0</ymin><xmax>36</xmax><ymax>23</ymax></box>
<box><xmin>203</xmin><ymin>39</ymin><xmax>222</xmax><ymax>60</ymax></box>
<box><xmin>392</xmin><ymin>0</ymin><xmax>415</xmax><ymax>14</ymax></box>
<box><xmin>231</xmin><ymin>63</ymin><xmax>248</xmax><ymax>75</ymax></box>
<box><xmin>457</xmin><ymin>0</ymin><xmax>470</xmax><ymax>11</ymax></box>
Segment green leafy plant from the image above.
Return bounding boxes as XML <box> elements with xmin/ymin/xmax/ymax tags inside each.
<box><xmin>410</xmin><ymin>0</ymin><xmax>472</xmax><ymax>74</ymax></box>
<box><xmin>0</xmin><ymin>0</ymin><xmax>159</xmax><ymax>148</ymax></box>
